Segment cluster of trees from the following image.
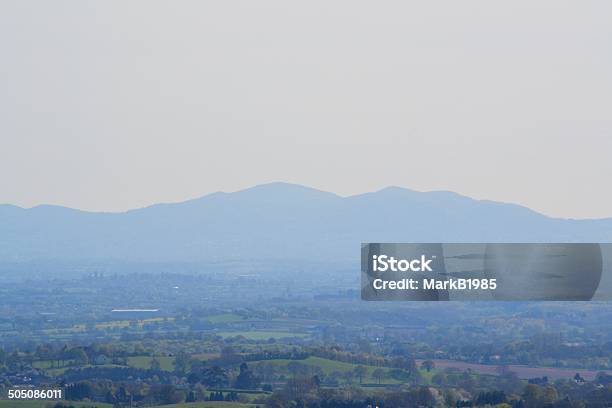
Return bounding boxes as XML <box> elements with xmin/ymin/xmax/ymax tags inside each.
<box><xmin>430</xmin><ymin>367</ymin><xmax>523</xmax><ymax>395</ymax></box>
<box><xmin>250</xmin><ymin>361</ymin><xmax>413</xmax><ymax>387</ymax></box>
<box><xmin>65</xmin><ymin>381</ymin><xmax>185</xmax><ymax>405</ymax></box>
<box><xmin>0</xmin><ymin>343</ymin><xmax>145</xmax><ymax>373</ymax></box>
<box><xmin>236</xmin><ymin>362</ymin><xmax>261</xmax><ymax>389</ymax></box>
<box><xmin>203</xmin><ymin>390</ymin><xmax>239</xmax><ymax>402</ymax></box>
<box><xmin>267</xmin><ymin>383</ymin><xmax>440</xmax><ymax>408</ymax></box>
<box><xmin>417</xmin><ymin>330</ymin><xmax>611</xmax><ymax>370</ymax></box>
<box><xmin>247</xmin><ymin>352</ymin><xmax>422</xmax><ymax>387</ymax></box>
<box><xmin>10</xmin><ymin>374</ymin><xmax>609</xmax><ymax>408</ymax></box>
<box><xmin>267</xmin><ymin>381</ymin><xmax>612</xmax><ymax>408</ymax></box>
<box><xmin>185</xmin><ymin>362</ymin><xmax>261</xmax><ymax>390</ymax></box>
<box><xmin>186</xmin><ymin>365</ymin><xmax>229</xmax><ymax>387</ymax></box>
<box><xmin>474</xmin><ymin>390</ymin><xmax>507</xmax><ymax>406</ymax></box>
<box><xmin>63</xmin><ymin>380</ymin><xmax>246</xmax><ymax>406</ymax></box>
<box><xmin>3</xmin><ymin>339</ymin><xmax>611</xmax><ymax>408</ymax></box>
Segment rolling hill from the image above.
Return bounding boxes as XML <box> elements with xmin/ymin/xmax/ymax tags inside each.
<box><xmin>1</xmin><ymin>183</ymin><xmax>611</xmax><ymax>267</ymax></box>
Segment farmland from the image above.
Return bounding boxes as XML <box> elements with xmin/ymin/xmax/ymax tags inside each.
<box><xmin>1</xmin><ymin>270</ymin><xmax>610</xmax><ymax>407</ymax></box>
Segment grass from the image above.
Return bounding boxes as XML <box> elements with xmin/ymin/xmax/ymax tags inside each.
<box><xmin>33</xmin><ymin>363</ymin><xmax>127</xmax><ymax>377</ymax></box>
<box><xmin>251</xmin><ymin>356</ymin><xmax>405</xmax><ymax>384</ymax></box>
<box><xmin>32</xmin><ymin>360</ymin><xmax>74</xmax><ymax>370</ymax></box>
<box><xmin>419</xmin><ymin>368</ymin><xmax>436</xmax><ymax>383</ymax></box>
<box><xmin>42</xmin><ymin>317</ymin><xmax>175</xmax><ymax>335</ymax></box>
<box><xmin>256</xmin><ymin>356</ymin><xmax>364</xmax><ymax>373</ymax></box>
<box><xmin>216</xmin><ymin>331</ymin><xmax>307</xmax><ymax>340</ymax></box>
<box><xmin>207</xmin><ymin>314</ymin><xmax>244</xmax><ymax>324</ymax></box>
<box><xmin>127</xmin><ymin>355</ymin><xmax>175</xmax><ymax>371</ymax></box>
<box><xmin>32</xmin><ymin>355</ymin><xmax>176</xmax><ymax>375</ymax></box>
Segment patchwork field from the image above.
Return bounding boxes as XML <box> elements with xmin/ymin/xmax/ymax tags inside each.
<box><xmin>216</xmin><ymin>331</ymin><xmax>307</xmax><ymax>340</ymax></box>
<box><xmin>207</xmin><ymin>314</ymin><xmax>244</xmax><ymax>324</ymax></box>
<box><xmin>252</xmin><ymin>356</ymin><xmax>407</xmax><ymax>384</ymax></box>
<box><xmin>127</xmin><ymin>355</ymin><xmax>175</xmax><ymax>371</ymax></box>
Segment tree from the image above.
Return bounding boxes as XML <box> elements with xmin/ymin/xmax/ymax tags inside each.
<box><xmin>150</xmin><ymin>357</ymin><xmax>161</xmax><ymax>371</ymax></box>
<box><xmin>116</xmin><ymin>386</ymin><xmax>130</xmax><ymax>405</ymax></box>
<box><xmin>219</xmin><ymin>346</ymin><xmax>241</xmax><ymax>365</ymax></box>
<box><xmin>476</xmin><ymin>390</ymin><xmax>507</xmax><ymax>406</ymax></box>
<box><xmin>71</xmin><ymin>348</ymin><xmax>89</xmax><ymax>366</ymax></box>
<box><xmin>392</xmin><ymin>356</ymin><xmax>418</xmax><ymax>377</ymax></box>
<box><xmin>186</xmin><ymin>390</ymin><xmax>197</xmax><ymax>402</ymax></box>
<box><xmin>416</xmin><ymin>387</ymin><xmax>436</xmax><ymax>407</ymax></box>
<box><xmin>353</xmin><ymin>365</ymin><xmax>368</xmax><ymax>384</ymax></box>
<box><xmin>284</xmin><ymin>376</ymin><xmax>318</xmax><ymax>400</ymax></box>
<box><xmin>458</xmin><ymin>371</ymin><xmax>477</xmax><ymax>393</ymax></box>
<box><xmin>372</xmin><ymin>368</ymin><xmax>386</xmax><ymax>384</ymax></box>
<box><xmin>202</xmin><ymin>366</ymin><xmax>229</xmax><ymax>388</ymax></box>
<box><xmin>235</xmin><ymin>362</ymin><xmax>260</xmax><ymax>390</ymax></box>
<box><xmin>254</xmin><ymin>361</ymin><xmax>276</xmax><ymax>382</ymax></box>
<box><xmin>65</xmin><ymin>381</ymin><xmax>95</xmax><ymax>400</ymax></box>
<box><xmin>522</xmin><ymin>384</ymin><xmax>542</xmax><ymax>408</ymax></box>
<box><xmin>267</xmin><ymin>392</ymin><xmax>292</xmax><ymax>408</ymax></box>
<box><xmin>432</xmin><ymin>372</ymin><xmax>447</xmax><ymax>386</ymax></box>
<box><xmin>152</xmin><ymin>385</ymin><xmax>184</xmax><ymax>405</ymax></box>
<box><xmin>327</xmin><ymin>370</ymin><xmax>342</xmax><ymax>386</ymax></box>
<box><xmin>187</xmin><ymin>372</ymin><xmax>201</xmax><ymax>385</ymax></box>
<box><xmin>388</xmin><ymin>368</ymin><xmax>411</xmax><ymax>382</ymax></box>
<box><xmin>342</xmin><ymin>370</ymin><xmax>355</xmax><ymax>384</ymax></box>
<box><xmin>287</xmin><ymin>361</ymin><xmax>307</xmax><ymax>377</ymax></box>
<box><xmin>174</xmin><ymin>351</ymin><xmax>191</xmax><ymax>375</ymax></box>
<box><xmin>541</xmin><ymin>386</ymin><xmax>558</xmax><ymax>405</ymax></box>
<box><xmin>421</xmin><ymin>360</ymin><xmax>435</xmax><ymax>372</ymax></box>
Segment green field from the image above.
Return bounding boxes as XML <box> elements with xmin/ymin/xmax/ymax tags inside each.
<box><xmin>216</xmin><ymin>331</ymin><xmax>307</xmax><ymax>340</ymax></box>
<box><xmin>207</xmin><ymin>314</ymin><xmax>244</xmax><ymax>324</ymax></box>
<box><xmin>32</xmin><ymin>360</ymin><xmax>74</xmax><ymax>370</ymax></box>
<box><xmin>39</xmin><ymin>318</ymin><xmax>175</xmax><ymax>338</ymax></box>
<box><xmin>32</xmin><ymin>363</ymin><xmax>127</xmax><ymax>377</ymax></box>
<box><xmin>252</xmin><ymin>356</ymin><xmax>407</xmax><ymax>384</ymax></box>
<box><xmin>31</xmin><ymin>355</ymin><xmax>176</xmax><ymax>374</ymax></box>
<box><xmin>256</xmin><ymin>356</ymin><xmax>370</xmax><ymax>372</ymax></box>
<box><xmin>127</xmin><ymin>355</ymin><xmax>175</xmax><ymax>371</ymax></box>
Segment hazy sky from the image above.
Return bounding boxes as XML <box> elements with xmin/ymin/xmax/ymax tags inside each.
<box><xmin>1</xmin><ymin>1</ymin><xmax>611</xmax><ymax>218</ymax></box>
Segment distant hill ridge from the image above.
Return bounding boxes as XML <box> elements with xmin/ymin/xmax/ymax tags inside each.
<box><xmin>1</xmin><ymin>182</ymin><xmax>611</xmax><ymax>263</ymax></box>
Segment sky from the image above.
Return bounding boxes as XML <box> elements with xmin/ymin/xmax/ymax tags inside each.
<box><xmin>1</xmin><ymin>1</ymin><xmax>611</xmax><ymax>219</ymax></box>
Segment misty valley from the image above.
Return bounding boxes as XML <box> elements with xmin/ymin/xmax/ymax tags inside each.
<box><xmin>0</xmin><ymin>260</ymin><xmax>610</xmax><ymax>408</ymax></box>
<box><xmin>1</xmin><ymin>184</ymin><xmax>612</xmax><ymax>407</ymax></box>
